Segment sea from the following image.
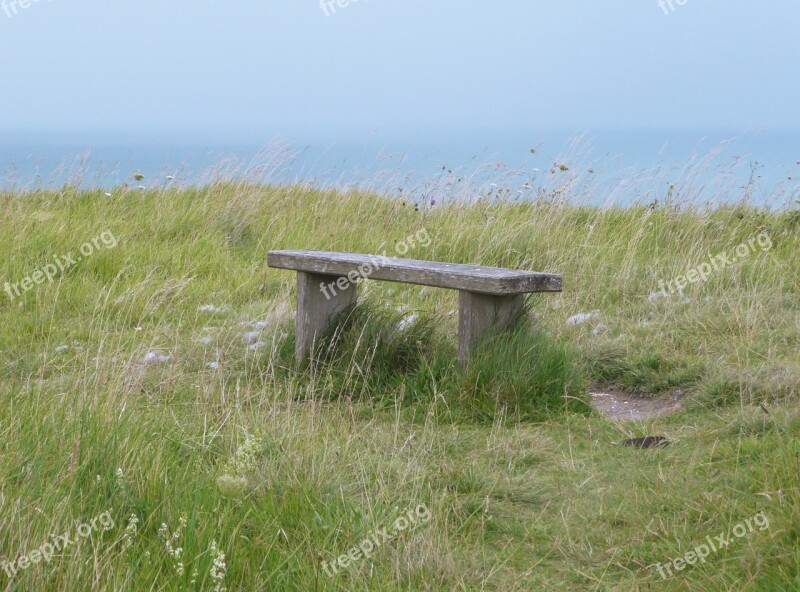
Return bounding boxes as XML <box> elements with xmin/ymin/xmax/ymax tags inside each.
<box><xmin>1</xmin><ymin>128</ymin><xmax>798</xmax><ymax>208</ymax></box>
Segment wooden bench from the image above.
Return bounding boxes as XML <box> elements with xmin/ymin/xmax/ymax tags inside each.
<box><xmin>267</xmin><ymin>250</ymin><xmax>562</xmax><ymax>364</ymax></box>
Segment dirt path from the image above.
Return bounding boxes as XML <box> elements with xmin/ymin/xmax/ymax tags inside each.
<box><xmin>590</xmin><ymin>388</ymin><xmax>684</xmax><ymax>420</ymax></box>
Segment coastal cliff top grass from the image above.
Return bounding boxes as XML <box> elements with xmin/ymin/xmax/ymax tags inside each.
<box><xmin>0</xmin><ymin>183</ymin><xmax>798</xmax><ymax>590</ymax></box>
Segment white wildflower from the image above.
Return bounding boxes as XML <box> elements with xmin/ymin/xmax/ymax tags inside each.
<box><xmin>232</xmin><ymin>434</ymin><xmax>262</xmax><ymax>476</ymax></box>
<box><xmin>160</xmin><ymin>516</ymin><xmax>187</xmax><ymax>576</ymax></box>
<box><xmin>122</xmin><ymin>514</ymin><xmax>139</xmax><ymax>549</ymax></box>
<box><xmin>216</xmin><ymin>433</ymin><xmax>262</xmax><ymax>498</ymax></box>
<box><xmin>216</xmin><ymin>474</ymin><xmax>248</xmax><ymax>499</ymax></box>
<box><xmin>209</xmin><ymin>540</ymin><xmax>227</xmax><ymax>592</ymax></box>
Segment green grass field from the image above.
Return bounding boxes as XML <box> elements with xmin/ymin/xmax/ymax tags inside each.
<box><xmin>0</xmin><ymin>184</ymin><xmax>798</xmax><ymax>590</ymax></box>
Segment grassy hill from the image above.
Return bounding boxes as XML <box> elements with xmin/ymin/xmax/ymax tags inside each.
<box><xmin>0</xmin><ymin>184</ymin><xmax>798</xmax><ymax>590</ymax></box>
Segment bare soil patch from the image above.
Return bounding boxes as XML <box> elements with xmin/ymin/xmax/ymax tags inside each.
<box><xmin>590</xmin><ymin>388</ymin><xmax>684</xmax><ymax>420</ymax></box>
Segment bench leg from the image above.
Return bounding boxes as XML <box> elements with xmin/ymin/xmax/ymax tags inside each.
<box><xmin>295</xmin><ymin>271</ymin><xmax>358</xmax><ymax>362</ymax></box>
<box><xmin>458</xmin><ymin>291</ymin><xmax>524</xmax><ymax>365</ymax></box>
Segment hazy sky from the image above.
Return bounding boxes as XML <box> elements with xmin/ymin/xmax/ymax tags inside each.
<box><xmin>1</xmin><ymin>1</ymin><xmax>798</xmax><ymax>135</ymax></box>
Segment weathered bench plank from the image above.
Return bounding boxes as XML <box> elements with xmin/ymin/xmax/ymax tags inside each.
<box><xmin>267</xmin><ymin>250</ymin><xmax>562</xmax><ymax>364</ymax></box>
<box><xmin>268</xmin><ymin>251</ymin><xmax>562</xmax><ymax>295</ymax></box>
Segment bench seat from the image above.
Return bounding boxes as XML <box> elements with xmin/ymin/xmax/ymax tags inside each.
<box><xmin>268</xmin><ymin>250</ymin><xmax>562</xmax><ymax>295</ymax></box>
<box><xmin>267</xmin><ymin>250</ymin><xmax>563</xmax><ymax>364</ymax></box>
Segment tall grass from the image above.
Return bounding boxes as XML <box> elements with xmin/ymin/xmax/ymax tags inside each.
<box><xmin>0</xmin><ymin>176</ymin><xmax>797</xmax><ymax>590</ymax></box>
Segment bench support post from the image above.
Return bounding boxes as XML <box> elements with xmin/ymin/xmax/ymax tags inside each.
<box><xmin>458</xmin><ymin>291</ymin><xmax>524</xmax><ymax>365</ymax></box>
<box><xmin>296</xmin><ymin>271</ymin><xmax>357</xmax><ymax>362</ymax></box>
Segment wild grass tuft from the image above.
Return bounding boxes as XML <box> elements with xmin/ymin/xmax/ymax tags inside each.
<box><xmin>455</xmin><ymin>325</ymin><xmax>589</xmax><ymax>422</ymax></box>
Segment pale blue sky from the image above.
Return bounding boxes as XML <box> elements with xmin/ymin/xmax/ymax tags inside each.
<box><xmin>1</xmin><ymin>1</ymin><xmax>799</xmax><ymax>136</ymax></box>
